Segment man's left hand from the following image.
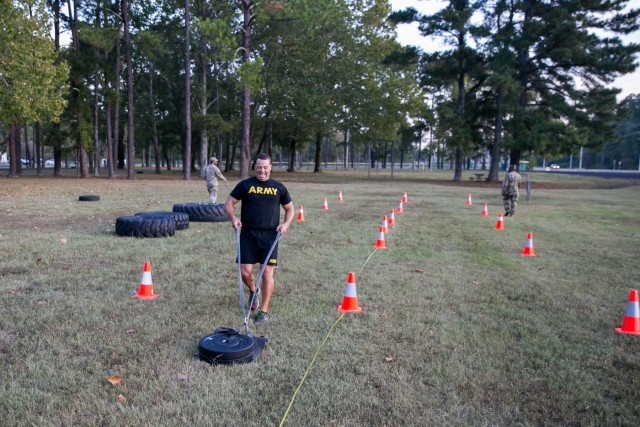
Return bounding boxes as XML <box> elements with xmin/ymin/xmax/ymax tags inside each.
<box><xmin>277</xmin><ymin>223</ymin><xmax>289</xmax><ymax>235</ymax></box>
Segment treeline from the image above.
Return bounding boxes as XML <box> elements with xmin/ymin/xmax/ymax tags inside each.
<box><xmin>1</xmin><ymin>1</ymin><xmax>639</xmax><ymax>180</ymax></box>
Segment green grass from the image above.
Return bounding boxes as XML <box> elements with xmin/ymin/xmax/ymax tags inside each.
<box><xmin>1</xmin><ymin>170</ymin><xmax>640</xmax><ymax>426</ymax></box>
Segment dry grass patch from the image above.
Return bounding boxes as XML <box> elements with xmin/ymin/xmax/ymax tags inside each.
<box><xmin>1</xmin><ymin>172</ymin><xmax>639</xmax><ymax>426</ymax></box>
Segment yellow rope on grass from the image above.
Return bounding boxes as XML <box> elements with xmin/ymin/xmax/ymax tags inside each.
<box><xmin>278</xmin><ymin>312</ymin><xmax>346</xmax><ymax>427</ymax></box>
<box><xmin>358</xmin><ymin>248</ymin><xmax>378</xmax><ymax>276</ymax></box>
<box><xmin>279</xmin><ymin>248</ymin><xmax>380</xmax><ymax>426</ymax></box>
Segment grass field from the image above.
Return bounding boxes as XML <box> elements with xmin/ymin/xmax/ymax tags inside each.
<box><xmin>1</xmin><ymin>169</ymin><xmax>640</xmax><ymax>426</ymax></box>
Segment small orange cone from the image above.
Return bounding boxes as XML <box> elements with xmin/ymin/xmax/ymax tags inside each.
<box><xmin>133</xmin><ymin>261</ymin><xmax>159</xmax><ymax>299</ymax></box>
<box><xmin>521</xmin><ymin>232</ymin><xmax>536</xmax><ymax>256</ymax></box>
<box><xmin>374</xmin><ymin>226</ymin><xmax>387</xmax><ymax>249</ymax></box>
<box><xmin>615</xmin><ymin>290</ymin><xmax>640</xmax><ymax>336</ymax></box>
<box><xmin>381</xmin><ymin>215</ymin><xmax>389</xmax><ymax>233</ymax></box>
<box><xmin>466</xmin><ymin>194</ymin><xmax>473</xmax><ymax>205</ymax></box>
<box><xmin>402</xmin><ymin>192</ymin><xmax>408</xmax><ymax>203</ymax></box>
<box><xmin>482</xmin><ymin>202</ymin><xmax>489</xmax><ymax>216</ymax></box>
<box><xmin>297</xmin><ymin>205</ymin><xmax>305</xmax><ymax>222</ymax></box>
<box><xmin>388</xmin><ymin>209</ymin><xmax>396</xmax><ymax>227</ymax></box>
<box><xmin>397</xmin><ymin>200</ymin><xmax>404</xmax><ymax>213</ymax></box>
<box><xmin>322</xmin><ymin>197</ymin><xmax>329</xmax><ymax>210</ymax></box>
<box><xmin>495</xmin><ymin>214</ymin><xmax>504</xmax><ymax>230</ymax></box>
<box><xmin>338</xmin><ymin>272</ymin><xmax>362</xmax><ymax>313</ymax></box>
<box><xmin>338</xmin><ymin>191</ymin><xmax>343</xmax><ymax>202</ymax></box>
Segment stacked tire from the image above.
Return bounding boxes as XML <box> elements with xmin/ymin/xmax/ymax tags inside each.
<box><xmin>115</xmin><ymin>212</ymin><xmax>189</xmax><ymax>238</ymax></box>
<box><xmin>135</xmin><ymin>212</ymin><xmax>190</xmax><ymax>230</ymax></box>
<box><xmin>172</xmin><ymin>203</ymin><xmax>230</xmax><ymax>222</ymax></box>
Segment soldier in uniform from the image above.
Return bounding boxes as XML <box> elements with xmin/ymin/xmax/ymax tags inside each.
<box><xmin>204</xmin><ymin>157</ymin><xmax>227</xmax><ymax>203</ymax></box>
<box><xmin>502</xmin><ymin>164</ymin><xmax>522</xmax><ymax>216</ymax></box>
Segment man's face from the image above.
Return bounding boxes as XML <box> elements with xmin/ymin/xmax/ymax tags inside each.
<box><xmin>255</xmin><ymin>158</ymin><xmax>271</xmax><ymax>182</ymax></box>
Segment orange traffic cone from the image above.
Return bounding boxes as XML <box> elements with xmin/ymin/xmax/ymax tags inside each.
<box><xmin>338</xmin><ymin>272</ymin><xmax>362</xmax><ymax>313</ymax></box>
<box><xmin>374</xmin><ymin>226</ymin><xmax>387</xmax><ymax>249</ymax></box>
<box><xmin>466</xmin><ymin>194</ymin><xmax>473</xmax><ymax>205</ymax></box>
<box><xmin>521</xmin><ymin>232</ymin><xmax>536</xmax><ymax>256</ymax></box>
<box><xmin>615</xmin><ymin>290</ymin><xmax>640</xmax><ymax>336</ymax></box>
<box><xmin>388</xmin><ymin>209</ymin><xmax>396</xmax><ymax>227</ymax></box>
<box><xmin>397</xmin><ymin>200</ymin><xmax>404</xmax><ymax>213</ymax></box>
<box><xmin>402</xmin><ymin>192</ymin><xmax>408</xmax><ymax>203</ymax></box>
<box><xmin>133</xmin><ymin>261</ymin><xmax>159</xmax><ymax>299</ymax></box>
<box><xmin>381</xmin><ymin>215</ymin><xmax>389</xmax><ymax>233</ymax></box>
<box><xmin>338</xmin><ymin>190</ymin><xmax>343</xmax><ymax>202</ymax></box>
<box><xmin>482</xmin><ymin>202</ymin><xmax>489</xmax><ymax>216</ymax></box>
<box><xmin>297</xmin><ymin>205</ymin><xmax>305</xmax><ymax>222</ymax></box>
<box><xmin>322</xmin><ymin>197</ymin><xmax>329</xmax><ymax>210</ymax></box>
<box><xmin>495</xmin><ymin>214</ymin><xmax>504</xmax><ymax>230</ymax></box>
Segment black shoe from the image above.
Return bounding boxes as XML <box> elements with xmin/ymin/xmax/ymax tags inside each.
<box><xmin>504</xmin><ymin>211</ymin><xmax>511</xmax><ymax>217</ymax></box>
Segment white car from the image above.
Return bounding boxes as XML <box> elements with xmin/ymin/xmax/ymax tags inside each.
<box><xmin>45</xmin><ymin>159</ymin><xmax>55</xmax><ymax>167</ymax></box>
<box><xmin>550</xmin><ymin>164</ymin><xmax>560</xmax><ymax>169</ymax></box>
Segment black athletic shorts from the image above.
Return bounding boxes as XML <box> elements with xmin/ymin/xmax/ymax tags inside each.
<box><xmin>238</xmin><ymin>228</ymin><xmax>279</xmax><ymax>266</ymax></box>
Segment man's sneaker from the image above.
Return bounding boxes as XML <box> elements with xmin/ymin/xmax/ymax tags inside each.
<box><xmin>249</xmin><ymin>291</ymin><xmax>259</xmax><ymax>310</ymax></box>
<box><xmin>504</xmin><ymin>211</ymin><xmax>512</xmax><ymax>217</ymax></box>
<box><xmin>254</xmin><ymin>311</ymin><xmax>269</xmax><ymax>324</ymax></box>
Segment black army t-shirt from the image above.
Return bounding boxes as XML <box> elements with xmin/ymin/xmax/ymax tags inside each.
<box><xmin>230</xmin><ymin>176</ymin><xmax>292</xmax><ymax>229</ymax></box>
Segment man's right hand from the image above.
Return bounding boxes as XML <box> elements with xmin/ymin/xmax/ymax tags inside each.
<box><xmin>231</xmin><ymin>217</ymin><xmax>242</xmax><ymax>230</ymax></box>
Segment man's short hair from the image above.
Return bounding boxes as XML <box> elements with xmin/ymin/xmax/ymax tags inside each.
<box><xmin>509</xmin><ymin>164</ymin><xmax>517</xmax><ymax>172</ymax></box>
<box><xmin>210</xmin><ymin>157</ymin><xmax>218</xmax><ymax>162</ymax></box>
<box><xmin>255</xmin><ymin>153</ymin><xmax>271</xmax><ymax>164</ymax></box>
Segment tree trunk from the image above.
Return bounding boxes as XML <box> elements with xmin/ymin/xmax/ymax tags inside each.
<box><xmin>287</xmin><ymin>138</ymin><xmax>296</xmax><ymax>172</ymax></box>
<box><xmin>509</xmin><ymin>150</ymin><xmax>521</xmax><ymax>168</ymax></box>
<box><xmin>488</xmin><ymin>85</ymin><xmax>503</xmax><ymax>181</ymax></box>
<box><xmin>35</xmin><ymin>122</ymin><xmax>42</xmax><ymax>174</ymax></box>
<box><xmin>123</xmin><ymin>0</ymin><xmax>135</xmax><ymax>179</ymax></box>
<box><xmin>51</xmin><ymin>0</ymin><xmax>62</xmax><ymax>177</ymax></box>
<box><xmin>239</xmin><ymin>0</ymin><xmax>253</xmax><ymax>179</ymax></box>
<box><xmin>92</xmin><ymin>3</ymin><xmax>101</xmax><ymax>177</ymax></box>
<box><xmin>24</xmin><ymin>124</ymin><xmax>30</xmax><ymax>169</ymax></box>
<box><xmin>68</xmin><ymin>0</ymin><xmax>89</xmax><ymax>178</ymax></box>
<box><xmin>93</xmin><ymin>69</ymin><xmax>100</xmax><ymax>177</ymax></box>
<box><xmin>197</xmin><ymin>37</ymin><xmax>208</xmax><ymax>175</ymax></box>
<box><xmin>7</xmin><ymin>123</ymin><xmax>19</xmax><ymax>178</ymax></box>
<box><xmin>183</xmin><ymin>0</ymin><xmax>192</xmax><ymax>180</ymax></box>
<box><xmin>313</xmin><ymin>131</ymin><xmax>322</xmax><ymax>173</ymax></box>
<box><xmin>257</xmin><ymin>106</ymin><xmax>272</xmax><ymax>158</ymax></box>
<box><xmin>148</xmin><ymin>63</ymin><xmax>161</xmax><ymax>174</ymax></box>
<box><xmin>114</xmin><ymin>0</ymin><xmax>122</xmax><ymax>172</ymax></box>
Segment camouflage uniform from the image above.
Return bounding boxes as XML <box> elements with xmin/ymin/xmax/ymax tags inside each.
<box><xmin>204</xmin><ymin>158</ymin><xmax>226</xmax><ymax>203</ymax></box>
<box><xmin>501</xmin><ymin>166</ymin><xmax>522</xmax><ymax>216</ymax></box>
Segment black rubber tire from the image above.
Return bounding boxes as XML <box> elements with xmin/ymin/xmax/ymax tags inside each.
<box><xmin>79</xmin><ymin>195</ymin><xmax>100</xmax><ymax>202</ymax></box>
<box><xmin>115</xmin><ymin>215</ymin><xmax>176</xmax><ymax>238</ymax></box>
<box><xmin>198</xmin><ymin>328</ymin><xmax>256</xmax><ymax>364</ymax></box>
<box><xmin>172</xmin><ymin>203</ymin><xmax>230</xmax><ymax>222</ymax></box>
<box><xmin>135</xmin><ymin>212</ymin><xmax>189</xmax><ymax>230</ymax></box>
<box><xmin>115</xmin><ymin>215</ymin><xmax>143</xmax><ymax>237</ymax></box>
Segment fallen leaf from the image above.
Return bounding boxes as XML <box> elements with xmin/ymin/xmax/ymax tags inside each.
<box><xmin>8</xmin><ymin>289</ymin><xmax>17</xmax><ymax>295</ymax></box>
<box><xmin>107</xmin><ymin>375</ymin><xmax>122</xmax><ymax>385</ymax></box>
<box><xmin>118</xmin><ymin>394</ymin><xmax>126</xmax><ymax>404</ymax></box>
<box><xmin>415</xmin><ymin>269</ymin><xmax>424</xmax><ymax>273</ymax></box>
<box><xmin>385</xmin><ymin>355</ymin><xmax>395</xmax><ymax>362</ymax></box>
<box><xmin>126</xmin><ymin>328</ymin><xmax>136</xmax><ymax>334</ymax></box>
<box><xmin>177</xmin><ymin>373</ymin><xmax>188</xmax><ymax>381</ymax></box>
<box><xmin>60</xmin><ymin>238</ymin><xmax>67</xmax><ymax>244</ymax></box>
